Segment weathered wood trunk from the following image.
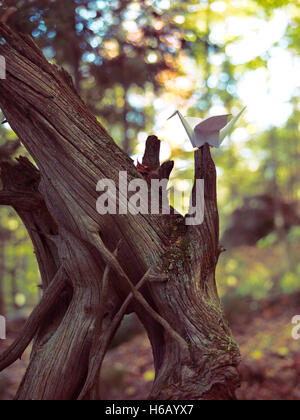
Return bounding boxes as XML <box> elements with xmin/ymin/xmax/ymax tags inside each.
<box><xmin>0</xmin><ymin>23</ymin><xmax>240</xmax><ymax>400</ymax></box>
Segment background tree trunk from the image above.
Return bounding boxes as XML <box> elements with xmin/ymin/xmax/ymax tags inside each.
<box><xmin>0</xmin><ymin>23</ymin><xmax>240</xmax><ymax>400</ymax></box>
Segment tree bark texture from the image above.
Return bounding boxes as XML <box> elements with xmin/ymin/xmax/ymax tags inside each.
<box><xmin>0</xmin><ymin>23</ymin><xmax>240</xmax><ymax>400</ymax></box>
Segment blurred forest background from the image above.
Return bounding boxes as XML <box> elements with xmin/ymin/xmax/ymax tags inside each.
<box><xmin>1</xmin><ymin>0</ymin><xmax>300</xmax><ymax>400</ymax></box>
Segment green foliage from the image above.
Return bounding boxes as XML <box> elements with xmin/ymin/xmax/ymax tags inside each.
<box><xmin>0</xmin><ymin>207</ymin><xmax>39</xmax><ymax>314</ymax></box>
<box><xmin>3</xmin><ymin>0</ymin><xmax>192</xmax><ymax>152</ymax></box>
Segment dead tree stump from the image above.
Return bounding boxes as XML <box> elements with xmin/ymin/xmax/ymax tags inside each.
<box><xmin>0</xmin><ymin>23</ymin><xmax>240</xmax><ymax>400</ymax></box>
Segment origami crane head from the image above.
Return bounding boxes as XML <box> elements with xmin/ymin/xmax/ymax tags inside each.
<box><xmin>168</xmin><ymin>107</ymin><xmax>246</xmax><ymax>148</ymax></box>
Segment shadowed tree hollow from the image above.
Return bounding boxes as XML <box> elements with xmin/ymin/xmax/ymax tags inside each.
<box><xmin>0</xmin><ymin>23</ymin><xmax>240</xmax><ymax>400</ymax></box>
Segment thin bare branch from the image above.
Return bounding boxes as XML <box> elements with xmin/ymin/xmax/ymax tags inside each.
<box><xmin>95</xmin><ymin>235</ymin><xmax>189</xmax><ymax>350</ymax></box>
<box><xmin>97</xmin><ymin>240</ymin><xmax>122</xmax><ymax>336</ymax></box>
<box><xmin>78</xmin><ymin>268</ymin><xmax>152</xmax><ymax>400</ymax></box>
<box><xmin>0</xmin><ymin>190</ymin><xmax>43</xmax><ymax>210</ymax></box>
<box><xmin>0</xmin><ymin>267</ymin><xmax>66</xmax><ymax>372</ymax></box>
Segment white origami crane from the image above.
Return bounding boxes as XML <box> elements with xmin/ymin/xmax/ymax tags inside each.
<box><xmin>168</xmin><ymin>107</ymin><xmax>246</xmax><ymax>148</ymax></box>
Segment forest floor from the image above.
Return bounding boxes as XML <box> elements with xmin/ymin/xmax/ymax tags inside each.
<box><xmin>100</xmin><ymin>291</ymin><xmax>300</xmax><ymax>400</ymax></box>
<box><xmin>0</xmin><ymin>292</ymin><xmax>300</xmax><ymax>400</ymax></box>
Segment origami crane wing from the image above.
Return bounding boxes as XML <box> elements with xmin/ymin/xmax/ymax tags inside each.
<box><xmin>184</xmin><ymin>117</ymin><xmax>202</xmax><ymax>130</ymax></box>
<box><xmin>219</xmin><ymin>106</ymin><xmax>247</xmax><ymax>144</ymax></box>
<box><xmin>194</xmin><ymin>115</ymin><xmax>231</xmax><ymax>148</ymax></box>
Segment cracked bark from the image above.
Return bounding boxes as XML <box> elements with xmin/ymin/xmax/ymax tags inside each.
<box><xmin>0</xmin><ymin>23</ymin><xmax>240</xmax><ymax>400</ymax></box>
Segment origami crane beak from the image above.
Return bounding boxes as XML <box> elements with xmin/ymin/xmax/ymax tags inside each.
<box><xmin>167</xmin><ymin>111</ymin><xmax>179</xmax><ymax>121</ymax></box>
